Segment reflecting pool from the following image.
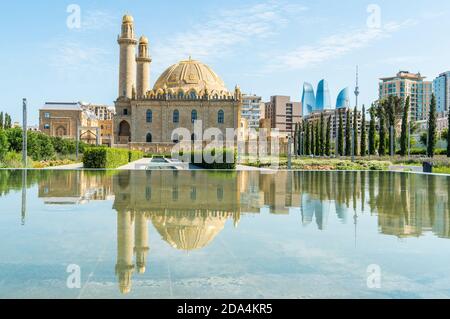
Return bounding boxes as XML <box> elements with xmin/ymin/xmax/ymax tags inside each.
<box><xmin>0</xmin><ymin>170</ymin><xmax>450</xmax><ymax>299</ymax></box>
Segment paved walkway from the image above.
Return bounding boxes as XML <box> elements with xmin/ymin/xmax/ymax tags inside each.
<box><xmin>44</xmin><ymin>163</ymin><xmax>83</xmax><ymax>170</ymax></box>
<box><xmin>389</xmin><ymin>165</ymin><xmax>423</xmax><ymax>172</ymax></box>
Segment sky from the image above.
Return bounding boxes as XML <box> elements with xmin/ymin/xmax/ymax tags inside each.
<box><xmin>1</xmin><ymin>0</ymin><xmax>450</xmax><ymax>125</ymax></box>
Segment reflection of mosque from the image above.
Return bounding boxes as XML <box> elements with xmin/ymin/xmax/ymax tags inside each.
<box><xmin>18</xmin><ymin>169</ymin><xmax>450</xmax><ymax>293</ymax></box>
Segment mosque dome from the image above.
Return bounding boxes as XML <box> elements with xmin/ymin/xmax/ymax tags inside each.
<box><xmin>151</xmin><ymin>214</ymin><xmax>227</xmax><ymax>251</ymax></box>
<box><xmin>139</xmin><ymin>36</ymin><xmax>148</xmax><ymax>44</ymax></box>
<box><xmin>122</xmin><ymin>15</ymin><xmax>134</xmax><ymax>24</ymax></box>
<box><xmin>153</xmin><ymin>58</ymin><xmax>229</xmax><ymax>94</ymax></box>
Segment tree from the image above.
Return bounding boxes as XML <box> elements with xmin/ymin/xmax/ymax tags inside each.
<box><xmin>360</xmin><ymin>105</ymin><xmax>367</xmax><ymax>156</ymax></box>
<box><xmin>448</xmin><ymin>111</ymin><xmax>450</xmax><ymax>158</ymax></box>
<box><xmin>4</xmin><ymin>113</ymin><xmax>11</xmax><ymax>129</ymax></box>
<box><xmin>0</xmin><ymin>112</ymin><xmax>3</xmax><ymax>129</ymax></box>
<box><xmin>378</xmin><ymin>103</ymin><xmax>386</xmax><ymax>156</ymax></box>
<box><xmin>0</xmin><ymin>130</ymin><xmax>8</xmax><ymax>160</ymax></box>
<box><xmin>369</xmin><ymin>106</ymin><xmax>376</xmax><ymax>155</ymax></box>
<box><xmin>384</xmin><ymin>96</ymin><xmax>397</xmax><ymax>156</ymax></box>
<box><xmin>325</xmin><ymin>116</ymin><xmax>331</xmax><ymax>156</ymax></box>
<box><xmin>319</xmin><ymin>113</ymin><xmax>325</xmax><ymax>156</ymax></box>
<box><xmin>315</xmin><ymin>122</ymin><xmax>320</xmax><ymax>156</ymax></box>
<box><xmin>310</xmin><ymin>122</ymin><xmax>315</xmax><ymax>156</ymax></box>
<box><xmin>399</xmin><ymin>96</ymin><xmax>410</xmax><ymax>156</ymax></box>
<box><xmin>305</xmin><ymin>121</ymin><xmax>310</xmax><ymax>155</ymax></box>
<box><xmin>345</xmin><ymin>109</ymin><xmax>351</xmax><ymax>156</ymax></box>
<box><xmin>427</xmin><ymin>94</ymin><xmax>437</xmax><ymax>158</ymax></box>
<box><xmin>353</xmin><ymin>106</ymin><xmax>359</xmax><ymax>156</ymax></box>
<box><xmin>338</xmin><ymin>110</ymin><xmax>344</xmax><ymax>156</ymax></box>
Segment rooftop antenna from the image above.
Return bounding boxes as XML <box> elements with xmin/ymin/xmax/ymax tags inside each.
<box><xmin>354</xmin><ymin>65</ymin><xmax>360</xmax><ymax>109</ymax></box>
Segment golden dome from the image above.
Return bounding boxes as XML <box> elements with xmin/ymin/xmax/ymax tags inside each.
<box><xmin>122</xmin><ymin>15</ymin><xmax>134</xmax><ymax>24</ymax></box>
<box><xmin>139</xmin><ymin>36</ymin><xmax>148</xmax><ymax>44</ymax></box>
<box><xmin>151</xmin><ymin>215</ymin><xmax>227</xmax><ymax>251</ymax></box>
<box><xmin>153</xmin><ymin>58</ymin><xmax>229</xmax><ymax>94</ymax></box>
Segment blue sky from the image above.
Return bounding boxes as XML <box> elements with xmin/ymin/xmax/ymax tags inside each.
<box><xmin>1</xmin><ymin>0</ymin><xmax>450</xmax><ymax>124</ymax></box>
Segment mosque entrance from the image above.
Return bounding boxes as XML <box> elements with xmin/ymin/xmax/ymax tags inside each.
<box><xmin>119</xmin><ymin>120</ymin><xmax>131</xmax><ymax>144</ymax></box>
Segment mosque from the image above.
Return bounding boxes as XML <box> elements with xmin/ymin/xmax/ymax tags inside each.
<box><xmin>114</xmin><ymin>15</ymin><xmax>243</xmax><ymax>152</ymax></box>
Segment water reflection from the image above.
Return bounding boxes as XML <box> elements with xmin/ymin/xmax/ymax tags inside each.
<box><xmin>1</xmin><ymin>169</ymin><xmax>450</xmax><ymax>294</ymax></box>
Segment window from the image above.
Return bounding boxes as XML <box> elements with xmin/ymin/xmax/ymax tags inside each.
<box><xmin>146</xmin><ymin>133</ymin><xmax>152</xmax><ymax>143</ymax></box>
<box><xmin>190</xmin><ymin>187</ymin><xmax>197</xmax><ymax>201</ymax></box>
<box><xmin>190</xmin><ymin>91</ymin><xmax>197</xmax><ymax>99</ymax></box>
<box><xmin>123</xmin><ymin>108</ymin><xmax>128</xmax><ymax>116</ymax></box>
<box><xmin>44</xmin><ymin>124</ymin><xmax>50</xmax><ymax>129</ymax></box>
<box><xmin>218</xmin><ymin>110</ymin><xmax>224</xmax><ymax>124</ymax></box>
<box><xmin>146</xmin><ymin>109</ymin><xmax>153</xmax><ymax>123</ymax></box>
<box><xmin>172</xmin><ymin>133</ymin><xmax>179</xmax><ymax>143</ymax></box>
<box><xmin>44</xmin><ymin>112</ymin><xmax>50</xmax><ymax>118</ymax></box>
<box><xmin>173</xmin><ymin>110</ymin><xmax>179</xmax><ymax>123</ymax></box>
<box><xmin>191</xmin><ymin>110</ymin><xmax>198</xmax><ymax>123</ymax></box>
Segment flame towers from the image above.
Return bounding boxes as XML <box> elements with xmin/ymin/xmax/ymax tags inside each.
<box><xmin>301</xmin><ymin>79</ymin><xmax>348</xmax><ymax>116</ymax></box>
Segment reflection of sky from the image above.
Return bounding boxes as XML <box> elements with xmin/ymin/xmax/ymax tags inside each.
<box><xmin>1</xmin><ymin>180</ymin><xmax>450</xmax><ymax>298</ymax></box>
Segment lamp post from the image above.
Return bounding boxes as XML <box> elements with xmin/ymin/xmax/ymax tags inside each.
<box><xmin>22</xmin><ymin>98</ymin><xmax>27</xmax><ymax>168</ymax></box>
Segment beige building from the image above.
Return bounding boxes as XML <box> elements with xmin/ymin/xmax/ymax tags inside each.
<box><xmin>304</xmin><ymin>108</ymin><xmax>364</xmax><ymax>139</ymax></box>
<box><xmin>85</xmin><ymin>104</ymin><xmax>115</xmax><ymax>146</ymax></box>
<box><xmin>379</xmin><ymin>71</ymin><xmax>432</xmax><ymax>121</ymax></box>
<box><xmin>264</xmin><ymin>95</ymin><xmax>302</xmax><ymax>137</ymax></box>
<box><xmin>114</xmin><ymin>15</ymin><xmax>242</xmax><ymax>152</ymax></box>
<box><xmin>39</xmin><ymin>102</ymin><xmax>99</xmax><ymax>144</ymax></box>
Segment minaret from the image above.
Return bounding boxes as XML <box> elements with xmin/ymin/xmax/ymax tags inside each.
<box><xmin>118</xmin><ymin>15</ymin><xmax>137</xmax><ymax>98</ymax></box>
<box><xmin>134</xmin><ymin>212</ymin><xmax>150</xmax><ymax>274</ymax></box>
<box><xmin>115</xmin><ymin>211</ymin><xmax>135</xmax><ymax>294</ymax></box>
<box><xmin>136</xmin><ymin>36</ymin><xmax>152</xmax><ymax>99</ymax></box>
<box><xmin>354</xmin><ymin>65</ymin><xmax>360</xmax><ymax>108</ymax></box>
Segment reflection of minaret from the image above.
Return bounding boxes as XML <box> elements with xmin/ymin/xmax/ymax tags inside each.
<box><xmin>134</xmin><ymin>213</ymin><xmax>149</xmax><ymax>274</ymax></box>
<box><xmin>21</xmin><ymin>170</ymin><xmax>27</xmax><ymax>226</ymax></box>
<box><xmin>115</xmin><ymin>211</ymin><xmax>134</xmax><ymax>294</ymax></box>
<box><xmin>353</xmin><ymin>210</ymin><xmax>358</xmax><ymax>248</ymax></box>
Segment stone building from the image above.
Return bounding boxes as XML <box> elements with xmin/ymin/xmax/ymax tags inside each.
<box><xmin>85</xmin><ymin>104</ymin><xmax>115</xmax><ymax>146</ymax></box>
<box><xmin>113</xmin><ymin>15</ymin><xmax>242</xmax><ymax>152</ymax></box>
<box><xmin>39</xmin><ymin>102</ymin><xmax>99</xmax><ymax>144</ymax></box>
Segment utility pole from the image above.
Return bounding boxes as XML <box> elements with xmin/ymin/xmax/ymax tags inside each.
<box><xmin>22</xmin><ymin>98</ymin><xmax>27</xmax><ymax>168</ymax></box>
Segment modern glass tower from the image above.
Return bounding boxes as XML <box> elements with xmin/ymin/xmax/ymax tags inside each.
<box><xmin>336</xmin><ymin>88</ymin><xmax>350</xmax><ymax>109</ymax></box>
<box><xmin>433</xmin><ymin>71</ymin><xmax>450</xmax><ymax>114</ymax></box>
<box><xmin>316</xmin><ymin>79</ymin><xmax>331</xmax><ymax>110</ymax></box>
<box><xmin>301</xmin><ymin>82</ymin><xmax>316</xmax><ymax>117</ymax></box>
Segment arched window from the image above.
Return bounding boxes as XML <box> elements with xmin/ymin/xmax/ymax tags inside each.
<box><xmin>146</xmin><ymin>133</ymin><xmax>152</xmax><ymax>143</ymax></box>
<box><xmin>173</xmin><ymin>110</ymin><xmax>179</xmax><ymax>123</ymax></box>
<box><xmin>218</xmin><ymin>110</ymin><xmax>225</xmax><ymax>124</ymax></box>
<box><xmin>190</xmin><ymin>91</ymin><xmax>197</xmax><ymax>99</ymax></box>
<box><xmin>178</xmin><ymin>91</ymin><xmax>184</xmax><ymax>99</ymax></box>
<box><xmin>191</xmin><ymin>110</ymin><xmax>198</xmax><ymax>123</ymax></box>
<box><xmin>146</xmin><ymin>109</ymin><xmax>153</xmax><ymax>123</ymax></box>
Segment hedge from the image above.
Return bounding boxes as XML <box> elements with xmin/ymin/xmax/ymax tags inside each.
<box><xmin>181</xmin><ymin>148</ymin><xmax>237</xmax><ymax>169</ymax></box>
<box><xmin>83</xmin><ymin>148</ymin><xmax>144</xmax><ymax>168</ymax></box>
<box><xmin>129</xmin><ymin>150</ymin><xmax>144</xmax><ymax>162</ymax></box>
<box><xmin>83</xmin><ymin>148</ymin><xmax>130</xmax><ymax>168</ymax></box>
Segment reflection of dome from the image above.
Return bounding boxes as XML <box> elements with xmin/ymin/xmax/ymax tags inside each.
<box><xmin>151</xmin><ymin>215</ymin><xmax>227</xmax><ymax>251</ymax></box>
<box><xmin>153</xmin><ymin>58</ymin><xmax>229</xmax><ymax>94</ymax></box>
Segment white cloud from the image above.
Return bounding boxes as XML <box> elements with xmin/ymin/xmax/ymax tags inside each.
<box><xmin>152</xmin><ymin>0</ymin><xmax>307</xmax><ymax>69</ymax></box>
<box><xmin>81</xmin><ymin>10</ymin><xmax>117</xmax><ymax>31</ymax></box>
<box><xmin>267</xmin><ymin>19</ymin><xmax>418</xmax><ymax>71</ymax></box>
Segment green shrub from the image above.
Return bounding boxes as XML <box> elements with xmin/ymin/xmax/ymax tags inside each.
<box><xmin>183</xmin><ymin>148</ymin><xmax>237</xmax><ymax>169</ymax></box>
<box><xmin>83</xmin><ymin>147</ymin><xmax>130</xmax><ymax>169</ymax></box>
<box><xmin>129</xmin><ymin>150</ymin><xmax>144</xmax><ymax>162</ymax></box>
<box><xmin>0</xmin><ymin>130</ymin><xmax>9</xmax><ymax>160</ymax></box>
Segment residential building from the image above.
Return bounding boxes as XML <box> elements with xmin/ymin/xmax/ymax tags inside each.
<box><xmin>379</xmin><ymin>71</ymin><xmax>432</xmax><ymax>121</ymax></box>
<box><xmin>85</xmin><ymin>104</ymin><xmax>115</xmax><ymax>146</ymax></box>
<box><xmin>242</xmin><ymin>94</ymin><xmax>264</xmax><ymax>129</ymax></box>
<box><xmin>303</xmin><ymin>108</ymin><xmax>363</xmax><ymax>139</ymax></box>
<box><xmin>264</xmin><ymin>95</ymin><xmax>302</xmax><ymax>137</ymax></box>
<box><xmin>433</xmin><ymin>71</ymin><xmax>450</xmax><ymax>115</ymax></box>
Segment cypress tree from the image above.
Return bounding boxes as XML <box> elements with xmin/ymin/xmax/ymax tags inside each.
<box><xmin>338</xmin><ymin>110</ymin><xmax>344</xmax><ymax>156</ymax></box>
<box><xmin>319</xmin><ymin>113</ymin><xmax>325</xmax><ymax>155</ymax></box>
<box><xmin>378</xmin><ymin>104</ymin><xmax>386</xmax><ymax>156</ymax></box>
<box><xmin>400</xmin><ymin>96</ymin><xmax>410</xmax><ymax>156</ymax></box>
<box><xmin>353</xmin><ymin>106</ymin><xmax>359</xmax><ymax>156</ymax></box>
<box><xmin>0</xmin><ymin>112</ymin><xmax>3</xmax><ymax>129</ymax></box>
<box><xmin>386</xmin><ymin>96</ymin><xmax>396</xmax><ymax>156</ymax></box>
<box><xmin>369</xmin><ymin>106</ymin><xmax>376</xmax><ymax>155</ymax></box>
<box><xmin>305</xmin><ymin>121</ymin><xmax>310</xmax><ymax>155</ymax></box>
<box><xmin>447</xmin><ymin>111</ymin><xmax>450</xmax><ymax>158</ymax></box>
<box><xmin>345</xmin><ymin>109</ymin><xmax>351</xmax><ymax>156</ymax></box>
<box><xmin>360</xmin><ymin>105</ymin><xmax>367</xmax><ymax>156</ymax></box>
<box><xmin>427</xmin><ymin>94</ymin><xmax>437</xmax><ymax>158</ymax></box>
<box><xmin>325</xmin><ymin>116</ymin><xmax>331</xmax><ymax>156</ymax></box>
<box><xmin>315</xmin><ymin>122</ymin><xmax>320</xmax><ymax>156</ymax></box>
<box><xmin>310</xmin><ymin>122</ymin><xmax>315</xmax><ymax>156</ymax></box>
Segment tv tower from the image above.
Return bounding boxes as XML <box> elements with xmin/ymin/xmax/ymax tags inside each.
<box><xmin>354</xmin><ymin>65</ymin><xmax>360</xmax><ymax>109</ymax></box>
